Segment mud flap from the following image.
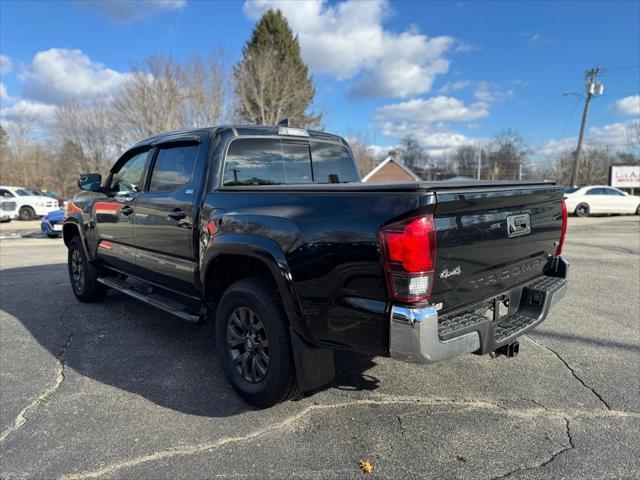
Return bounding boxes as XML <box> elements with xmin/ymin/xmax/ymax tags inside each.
<box><xmin>290</xmin><ymin>331</ymin><xmax>335</xmax><ymax>392</ymax></box>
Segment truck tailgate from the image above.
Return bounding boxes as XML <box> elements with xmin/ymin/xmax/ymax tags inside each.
<box><xmin>431</xmin><ymin>185</ymin><xmax>564</xmax><ymax>314</ymax></box>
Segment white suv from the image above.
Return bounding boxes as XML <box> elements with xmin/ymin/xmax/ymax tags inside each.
<box><xmin>0</xmin><ymin>186</ymin><xmax>60</xmax><ymax>220</ymax></box>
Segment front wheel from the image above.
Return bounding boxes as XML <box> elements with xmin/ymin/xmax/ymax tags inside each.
<box><xmin>19</xmin><ymin>206</ymin><xmax>36</xmax><ymax>221</ymax></box>
<box><xmin>636</xmin><ymin>205</ymin><xmax>640</xmax><ymax>215</ymax></box>
<box><xmin>575</xmin><ymin>203</ymin><xmax>590</xmax><ymax>217</ymax></box>
<box><xmin>67</xmin><ymin>237</ymin><xmax>107</xmax><ymax>302</ymax></box>
<box><xmin>215</xmin><ymin>278</ymin><xmax>298</xmax><ymax>407</ymax></box>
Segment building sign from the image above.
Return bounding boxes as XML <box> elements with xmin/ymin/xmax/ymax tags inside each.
<box><xmin>610</xmin><ymin>166</ymin><xmax>640</xmax><ymax>188</ymax></box>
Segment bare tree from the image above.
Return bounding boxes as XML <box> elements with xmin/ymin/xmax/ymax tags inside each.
<box><xmin>487</xmin><ymin>129</ymin><xmax>527</xmax><ymax>180</ymax></box>
<box><xmin>113</xmin><ymin>52</ymin><xmax>228</xmax><ymax>144</ymax></box>
<box><xmin>348</xmin><ymin>138</ymin><xmax>376</xmax><ymax>176</ymax></box>
<box><xmin>453</xmin><ymin>145</ymin><xmax>477</xmax><ymax>177</ymax></box>
<box><xmin>234</xmin><ymin>48</ymin><xmax>320</xmax><ymax>127</ymax></box>
<box><xmin>53</xmin><ymin>101</ymin><xmax>114</xmax><ymax>173</ymax></box>
<box><xmin>1</xmin><ymin>104</ymin><xmax>53</xmax><ymax>186</ymax></box>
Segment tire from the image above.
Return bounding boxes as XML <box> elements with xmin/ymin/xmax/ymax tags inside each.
<box><xmin>19</xmin><ymin>206</ymin><xmax>36</xmax><ymax>221</ymax></box>
<box><xmin>636</xmin><ymin>205</ymin><xmax>640</xmax><ymax>215</ymax></box>
<box><xmin>67</xmin><ymin>236</ymin><xmax>107</xmax><ymax>302</ymax></box>
<box><xmin>215</xmin><ymin>278</ymin><xmax>298</xmax><ymax>407</ymax></box>
<box><xmin>575</xmin><ymin>203</ymin><xmax>590</xmax><ymax>217</ymax></box>
<box><xmin>47</xmin><ymin>234</ymin><xmax>60</xmax><ymax>238</ymax></box>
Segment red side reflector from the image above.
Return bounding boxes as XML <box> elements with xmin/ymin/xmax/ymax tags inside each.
<box><xmin>556</xmin><ymin>199</ymin><xmax>567</xmax><ymax>256</ymax></box>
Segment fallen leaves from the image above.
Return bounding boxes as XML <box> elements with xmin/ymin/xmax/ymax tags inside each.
<box><xmin>359</xmin><ymin>459</ymin><xmax>373</xmax><ymax>474</ymax></box>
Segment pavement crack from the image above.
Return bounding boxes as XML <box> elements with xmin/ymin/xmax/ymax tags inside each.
<box><xmin>527</xmin><ymin>337</ymin><xmax>612</xmax><ymax>411</ymax></box>
<box><xmin>59</xmin><ymin>393</ymin><xmax>637</xmax><ymax>480</ymax></box>
<box><xmin>491</xmin><ymin>417</ymin><xmax>575</xmax><ymax>479</ymax></box>
<box><xmin>0</xmin><ymin>317</ymin><xmax>73</xmax><ymax>443</ymax></box>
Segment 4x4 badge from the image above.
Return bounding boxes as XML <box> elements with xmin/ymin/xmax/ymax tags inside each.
<box><xmin>440</xmin><ymin>266</ymin><xmax>462</xmax><ymax>279</ymax></box>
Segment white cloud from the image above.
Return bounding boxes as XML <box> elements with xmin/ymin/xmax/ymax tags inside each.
<box><xmin>615</xmin><ymin>95</ymin><xmax>640</xmax><ymax>117</ymax></box>
<box><xmin>243</xmin><ymin>0</ymin><xmax>457</xmax><ymax>98</ymax></box>
<box><xmin>376</xmin><ymin>96</ymin><xmax>489</xmax><ymax>125</ymax></box>
<box><xmin>474</xmin><ymin>81</ymin><xmax>513</xmax><ymax>103</ymax></box>
<box><xmin>537</xmin><ymin>137</ymin><xmax>576</xmax><ymax>157</ymax></box>
<box><xmin>0</xmin><ymin>54</ymin><xmax>12</xmax><ymax>76</ymax></box>
<box><xmin>373</xmin><ymin>96</ymin><xmax>489</xmax><ymax>155</ymax></box>
<box><xmin>20</xmin><ymin>48</ymin><xmax>130</xmax><ymax>104</ymax></box>
<box><xmin>589</xmin><ymin>120</ymin><xmax>638</xmax><ymax>146</ymax></box>
<box><xmin>537</xmin><ymin>120</ymin><xmax>639</xmax><ymax>157</ymax></box>
<box><xmin>77</xmin><ymin>0</ymin><xmax>186</xmax><ymax>23</ymax></box>
<box><xmin>522</xmin><ymin>32</ymin><xmax>551</xmax><ymax>46</ymax></box>
<box><xmin>438</xmin><ymin>80</ymin><xmax>471</xmax><ymax>94</ymax></box>
<box><xmin>0</xmin><ymin>99</ymin><xmax>58</xmax><ymax>124</ymax></box>
<box><xmin>0</xmin><ymin>83</ymin><xmax>8</xmax><ymax>100</ymax></box>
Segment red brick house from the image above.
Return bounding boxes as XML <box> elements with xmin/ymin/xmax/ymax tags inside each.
<box><xmin>361</xmin><ymin>156</ymin><xmax>421</xmax><ymax>183</ymax></box>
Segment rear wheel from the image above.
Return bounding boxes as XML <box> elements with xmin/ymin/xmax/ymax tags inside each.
<box><xmin>575</xmin><ymin>203</ymin><xmax>590</xmax><ymax>217</ymax></box>
<box><xmin>636</xmin><ymin>205</ymin><xmax>640</xmax><ymax>215</ymax></box>
<box><xmin>19</xmin><ymin>206</ymin><xmax>36</xmax><ymax>221</ymax></box>
<box><xmin>68</xmin><ymin>237</ymin><xmax>107</xmax><ymax>302</ymax></box>
<box><xmin>215</xmin><ymin>278</ymin><xmax>298</xmax><ymax>407</ymax></box>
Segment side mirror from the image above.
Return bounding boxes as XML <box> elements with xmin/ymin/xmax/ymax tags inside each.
<box><xmin>77</xmin><ymin>173</ymin><xmax>102</xmax><ymax>192</ymax></box>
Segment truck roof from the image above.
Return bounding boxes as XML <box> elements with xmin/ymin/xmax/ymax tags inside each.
<box><xmin>132</xmin><ymin>124</ymin><xmax>348</xmax><ymax>148</ymax></box>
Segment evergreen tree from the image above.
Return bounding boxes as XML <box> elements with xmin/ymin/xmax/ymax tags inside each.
<box><xmin>234</xmin><ymin>9</ymin><xmax>320</xmax><ymax>127</ymax></box>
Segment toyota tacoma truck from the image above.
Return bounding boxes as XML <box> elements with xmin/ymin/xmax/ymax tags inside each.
<box><xmin>63</xmin><ymin>124</ymin><xmax>568</xmax><ymax>407</ymax></box>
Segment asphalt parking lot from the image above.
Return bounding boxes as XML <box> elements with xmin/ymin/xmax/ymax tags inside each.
<box><xmin>1</xmin><ymin>216</ymin><xmax>639</xmax><ymax>479</ymax></box>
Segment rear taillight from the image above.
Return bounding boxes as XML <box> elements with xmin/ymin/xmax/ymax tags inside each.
<box><xmin>379</xmin><ymin>215</ymin><xmax>436</xmax><ymax>303</ymax></box>
<box><xmin>556</xmin><ymin>199</ymin><xmax>568</xmax><ymax>256</ymax></box>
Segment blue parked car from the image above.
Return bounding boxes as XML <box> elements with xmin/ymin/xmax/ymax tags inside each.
<box><xmin>41</xmin><ymin>208</ymin><xmax>64</xmax><ymax>238</ymax></box>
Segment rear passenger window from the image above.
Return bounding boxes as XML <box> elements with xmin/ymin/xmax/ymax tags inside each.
<box><xmin>222</xmin><ymin>138</ymin><xmax>359</xmax><ymax>186</ymax></box>
<box><xmin>148</xmin><ymin>144</ymin><xmax>199</xmax><ymax>192</ymax></box>
<box><xmin>223</xmin><ymin>139</ymin><xmax>312</xmax><ymax>186</ymax></box>
<box><xmin>310</xmin><ymin>142</ymin><xmax>359</xmax><ymax>183</ymax></box>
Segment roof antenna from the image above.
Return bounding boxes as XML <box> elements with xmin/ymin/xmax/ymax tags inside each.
<box><xmin>277</xmin><ymin>119</ymin><xmax>289</xmax><ymax>127</ymax></box>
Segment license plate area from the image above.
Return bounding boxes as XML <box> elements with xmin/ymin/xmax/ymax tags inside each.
<box><xmin>479</xmin><ymin>290</ymin><xmax>523</xmax><ymax>322</ymax></box>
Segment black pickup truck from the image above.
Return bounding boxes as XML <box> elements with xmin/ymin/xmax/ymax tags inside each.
<box><xmin>63</xmin><ymin>124</ymin><xmax>568</xmax><ymax>407</ymax></box>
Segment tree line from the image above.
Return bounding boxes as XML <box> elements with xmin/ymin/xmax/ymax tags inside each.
<box><xmin>0</xmin><ymin>10</ymin><xmax>319</xmax><ymax>195</ymax></box>
<box><xmin>350</xmin><ymin>124</ymin><xmax>639</xmax><ymax>184</ymax></box>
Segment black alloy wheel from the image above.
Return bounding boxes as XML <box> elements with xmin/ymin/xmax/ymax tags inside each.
<box><xmin>227</xmin><ymin>307</ymin><xmax>270</xmax><ymax>383</ymax></box>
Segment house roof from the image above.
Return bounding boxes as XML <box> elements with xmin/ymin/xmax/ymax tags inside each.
<box><xmin>361</xmin><ymin>156</ymin><xmax>421</xmax><ymax>182</ymax></box>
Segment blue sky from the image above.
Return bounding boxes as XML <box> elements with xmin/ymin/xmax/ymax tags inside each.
<box><xmin>1</xmin><ymin>0</ymin><xmax>638</xmax><ymax>158</ymax></box>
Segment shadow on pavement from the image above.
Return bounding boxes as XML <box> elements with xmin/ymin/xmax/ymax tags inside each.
<box><xmin>0</xmin><ymin>264</ymin><xmax>379</xmax><ymax>418</ymax></box>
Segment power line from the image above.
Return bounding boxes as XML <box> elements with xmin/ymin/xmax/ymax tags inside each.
<box><xmin>559</xmin><ymin>97</ymin><xmax>582</xmax><ymax>139</ymax></box>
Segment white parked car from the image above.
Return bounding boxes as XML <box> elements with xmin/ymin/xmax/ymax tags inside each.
<box><xmin>564</xmin><ymin>185</ymin><xmax>640</xmax><ymax>217</ymax></box>
<box><xmin>0</xmin><ymin>186</ymin><xmax>60</xmax><ymax>220</ymax></box>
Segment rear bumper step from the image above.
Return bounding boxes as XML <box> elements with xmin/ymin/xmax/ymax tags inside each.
<box><xmin>389</xmin><ymin>257</ymin><xmax>568</xmax><ymax>364</ymax></box>
<box><xmin>97</xmin><ymin>276</ymin><xmax>202</xmax><ymax>323</ymax></box>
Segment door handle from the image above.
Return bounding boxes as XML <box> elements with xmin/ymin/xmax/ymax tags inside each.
<box><xmin>168</xmin><ymin>210</ymin><xmax>186</xmax><ymax>221</ymax></box>
<box><xmin>120</xmin><ymin>205</ymin><xmax>134</xmax><ymax>216</ymax></box>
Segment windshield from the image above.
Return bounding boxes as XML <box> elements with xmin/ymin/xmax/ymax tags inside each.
<box><xmin>564</xmin><ymin>187</ymin><xmax>579</xmax><ymax>194</ymax></box>
<box><xmin>16</xmin><ymin>189</ymin><xmax>32</xmax><ymax>196</ymax></box>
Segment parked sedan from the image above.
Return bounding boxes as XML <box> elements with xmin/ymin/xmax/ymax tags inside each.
<box><xmin>41</xmin><ymin>208</ymin><xmax>64</xmax><ymax>237</ymax></box>
<box><xmin>564</xmin><ymin>185</ymin><xmax>640</xmax><ymax>217</ymax></box>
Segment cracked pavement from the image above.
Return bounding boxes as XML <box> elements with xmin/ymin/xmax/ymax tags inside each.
<box><xmin>1</xmin><ymin>216</ymin><xmax>639</xmax><ymax>479</ymax></box>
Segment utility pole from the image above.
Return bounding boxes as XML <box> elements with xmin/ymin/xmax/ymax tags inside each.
<box><xmin>569</xmin><ymin>67</ymin><xmax>605</xmax><ymax>186</ymax></box>
<box><xmin>476</xmin><ymin>144</ymin><xmax>482</xmax><ymax>180</ymax></box>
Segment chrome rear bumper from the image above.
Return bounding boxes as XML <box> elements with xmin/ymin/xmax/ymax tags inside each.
<box><xmin>389</xmin><ymin>257</ymin><xmax>569</xmax><ymax>364</ymax></box>
<box><xmin>389</xmin><ymin>305</ymin><xmax>481</xmax><ymax>363</ymax></box>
